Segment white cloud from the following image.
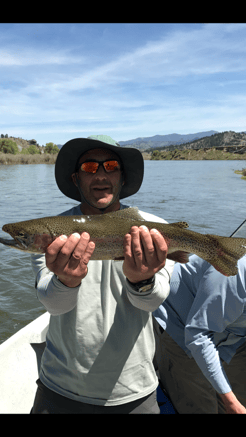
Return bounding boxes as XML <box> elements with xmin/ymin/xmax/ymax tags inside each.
<box><xmin>58</xmin><ymin>25</ymin><xmax>246</xmax><ymax>97</ymax></box>
<box><xmin>1</xmin><ymin>23</ymin><xmax>246</xmax><ymax>144</ymax></box>
<box><xmin>0</xmin><ymin>47</ymin><xmax>84</xmax><ymax>66</ymax></box>
<box><xmin>3</xmin><ymin>23</ymin><xmax>246</xmax><ymax>93</ymax></box>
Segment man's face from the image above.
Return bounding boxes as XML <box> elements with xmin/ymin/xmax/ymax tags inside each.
<box><xmin>72</xmin><ymin>148</ymin><xmax>123</xmax><ymax>214</ymax></box>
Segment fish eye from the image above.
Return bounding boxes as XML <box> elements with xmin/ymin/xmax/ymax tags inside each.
<box><xmin>18</xmin><ymin>231</ymin><xmax>28</xmax><ymax>240</ymax></box>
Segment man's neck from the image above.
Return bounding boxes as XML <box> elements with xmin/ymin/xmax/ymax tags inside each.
<box><xmin>80</xmin><ymin>201</ymin><xmax>121</xmax><ymax>215</ymax></box>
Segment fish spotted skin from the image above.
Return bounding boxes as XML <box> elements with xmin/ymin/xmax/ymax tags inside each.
<box><xmin>1</xmin><ymin>207</ymin><xmax>246</xmax><ymax>277</ymax></box>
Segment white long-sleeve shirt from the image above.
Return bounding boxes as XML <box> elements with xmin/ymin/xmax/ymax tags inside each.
<box><xmin>32</xmin><ymin>203</ymin><xmax>174</xmax><ymax>406</ymax></box>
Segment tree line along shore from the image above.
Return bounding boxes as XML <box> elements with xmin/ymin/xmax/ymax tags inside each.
<box><xmin>1</xmin><ymin>144</ymin><xmax>245</xmax><ymax>181</ymax></box>
<box><xmin>0</xmin><ymin>136</ymin><xmax>59</xmax><ymax>165</ymax></box>
<box><xmin>0</xmin><ymin>134</ymin><xmax>245</xmax><ymax>179</ymax></box>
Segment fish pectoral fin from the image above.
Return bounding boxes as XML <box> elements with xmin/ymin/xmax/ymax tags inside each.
<box><xmin>170</xmin><ymin>221</ymin><xmax>189</xmax><ymax>229</ymax></box>
<box><xmin>167</xmin><ymin>251</ymin><xmax>190</xmax><ymax>263</ymax></box>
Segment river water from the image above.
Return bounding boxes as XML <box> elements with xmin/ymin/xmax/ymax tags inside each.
<box><xmin>0</xmin><ymin>160</ymin><xmax>245</xmax><ymax>343</ymax></box>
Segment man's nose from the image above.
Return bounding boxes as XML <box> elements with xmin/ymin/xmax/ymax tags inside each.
<box><xmin>95</xmin><ymin>165</ymin><xmax>107</xmax><ymax>177</ymax></box>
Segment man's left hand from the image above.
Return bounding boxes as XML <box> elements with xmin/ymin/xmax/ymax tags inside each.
<box><xmin>123</xmin><ymin>225</ymin><xmax>168</xmax><ymax>284</ymax></box>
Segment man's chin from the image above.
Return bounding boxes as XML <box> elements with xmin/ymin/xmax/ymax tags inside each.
<box><xmin>92</xmin><ymin>196</ymin><xmax>114</xmax><ymax>209</ymax></box>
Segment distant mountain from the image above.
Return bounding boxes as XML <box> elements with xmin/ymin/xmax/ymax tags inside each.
<box><xmin>118</xmin><ymin>131</ymin><xmax>218</xmax><ymax>150</ymax></box>
<box><xmin>57</xmin><ymin>130</ymin><xmax>246</xmax><ymax>151</ymax></box>
<box><xmin>162</xmin><ymin>130</ymin><xmax>246</xmax><ymax>152</ymax></box>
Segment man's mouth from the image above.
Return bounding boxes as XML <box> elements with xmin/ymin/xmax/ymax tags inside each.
<box><xmin>93</xmin><ymin>186</ymin><xmax>111</xmax><ymax>191</ymax></box>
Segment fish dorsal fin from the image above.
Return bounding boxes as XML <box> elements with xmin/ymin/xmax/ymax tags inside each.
<box><xmin>170</xmin><ymin>221</ymin><xmax>189</xmax><ymax>229</ymax></box>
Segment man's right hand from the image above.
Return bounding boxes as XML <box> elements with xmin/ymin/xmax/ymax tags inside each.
<box><xmin>219</xmin><ymin>391</ymin><xmax>246</xmax><ymax>414</ymax></box>
<box><xmin>45</xmin><ymin>232</ymin><xmax>95</xmax><ymax>288</ymax></box>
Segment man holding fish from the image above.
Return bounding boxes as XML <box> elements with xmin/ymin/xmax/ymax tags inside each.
<box><xmin>30</xmin><ymin>135</ymin><xmax>176</xmax><ymax>414</ymax></box>
<box><xmin>2</xmin><ymin>135</ymin><xmax>246</xmax><ymax>413</ymax></box>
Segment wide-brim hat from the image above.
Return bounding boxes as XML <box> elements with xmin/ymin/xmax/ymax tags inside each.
<box><xmin>55</xmin><ymin>135</ymin><xmax>144</xmax><ymax>201</ymax></box>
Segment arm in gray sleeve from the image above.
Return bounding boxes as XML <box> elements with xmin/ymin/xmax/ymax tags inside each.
<box><xmin>31</xmin><ymin>254</ymin><xmax>80</xmax><ymax>316</ymax></box>
<box><xmin>126</xmin><ymin>259</ymin><xmax>175</xmax><ymax>312</ymax></box>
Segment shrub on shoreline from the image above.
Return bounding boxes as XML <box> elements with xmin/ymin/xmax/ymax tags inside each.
<box><xmin>25</xmin><ymin>144</ymin><xmax>41</xmax><ymax>155</ymax></box>
<box><xmin>44</xmin><ymin>142</ymin><xmax>60</xmax><ymax>154</ymax></box>
<box><xmin>0</xmin><ymin>138</ymin><xmax>19</xmax><ymax>155</ymax></box>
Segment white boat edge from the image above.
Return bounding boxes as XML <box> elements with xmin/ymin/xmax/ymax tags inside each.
<box><xmin>0</xmin><ymin>312</ymin><xmax>50</xmax><ymax>414</ymax></box>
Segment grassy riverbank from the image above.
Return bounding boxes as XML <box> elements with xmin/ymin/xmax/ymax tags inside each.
<box><xmin>0</xmin><ymin>152</ymin><xmax>58</xmax><ymax>165</ymax></box>
<box><xmin>1</xmin><ymin>148</ymin><xmax>246</xmax><ymax>165</ymax></box>
<box><xmin>235</xmin><ymin>169</ymin><xmax>246</xmax><ymax>180</ymax></box>
<box><xmin>150</xmin><ymin>148</ymin><xmax>246</xmax><ymax>161</ymax></box>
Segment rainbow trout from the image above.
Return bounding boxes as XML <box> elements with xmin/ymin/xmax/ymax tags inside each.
<box><xmin>1</xmin><ymin>207</ymin><xmax>246</xmax><ymax>276</ymax></box>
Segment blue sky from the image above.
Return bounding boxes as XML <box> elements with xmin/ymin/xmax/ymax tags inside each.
<box><xmin>1</xmin><ymin>23</ymin><xmax>246</xmax><ymax>146</ymax></box>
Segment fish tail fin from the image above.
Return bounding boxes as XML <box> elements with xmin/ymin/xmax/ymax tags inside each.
<box><xmin>206</xmin><ymin>235</ymin><xmax>246</xmax><ymax>276</ymax></box>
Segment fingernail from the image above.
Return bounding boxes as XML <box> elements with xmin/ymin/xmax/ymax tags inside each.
<box><xmin>82</xmin><ymin>232</ymin><xmax>90</xmax><ymax>239</ymax></box>
<box><xmin>60</xmin><ymin>235</ymin><xmax>67</xmax><ymax>241</ymax></box>
<box><xmin>151</xmin><ymin>228</ymin><xmax>159</xmax><ymax>233</ymax></box>
<box><xmin>72</xmin><ymin>232</ymin><xmax>80</xmax><ymax>239</ymax></box>
<box><xmin>140</xmin><ymin>225</ymin><xmax>148</xmax><ymax>232</ymax></box>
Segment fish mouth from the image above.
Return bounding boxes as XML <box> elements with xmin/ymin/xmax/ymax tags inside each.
<box><xmin>0</xmin><ymin>236</ymin><xmax>25</xmax><ymax>250</ymax></box>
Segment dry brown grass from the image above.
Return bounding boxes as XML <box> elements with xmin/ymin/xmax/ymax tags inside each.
<box><xmin>0</xmin><ymin>153</ymin><xmax>58</xmax><ymax>165</ymax></box>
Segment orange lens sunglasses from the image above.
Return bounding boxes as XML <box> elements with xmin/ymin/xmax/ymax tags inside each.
<box><xmin>79</xmin><ymin>160</ymin><xmax>120</xmax><ymax>174</ymax></box>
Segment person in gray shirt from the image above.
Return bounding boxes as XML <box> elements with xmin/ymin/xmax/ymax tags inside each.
<box><xmin>31</xmin><ymin>135</ymin><xmax>175</xmax><ymax>414</ymax></box>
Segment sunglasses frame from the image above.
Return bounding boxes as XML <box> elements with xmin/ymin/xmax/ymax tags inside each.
<box><xmin>78</xmin><ymin>159</ymin><xmax>121</xmax><ymax>174</ymax></box>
